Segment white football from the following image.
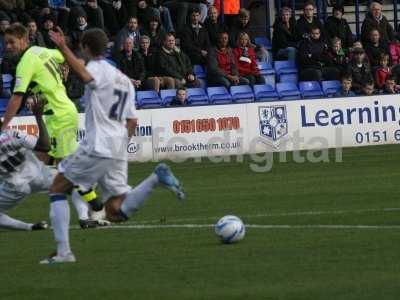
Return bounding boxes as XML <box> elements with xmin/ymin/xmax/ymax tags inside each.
<box><xmin>215</xmin><ymin>215</ymin><xmax>246</xmax><ymax>244</ymax></box>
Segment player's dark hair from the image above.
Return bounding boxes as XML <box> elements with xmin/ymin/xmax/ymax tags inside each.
<box><xmin>81</xmin><ymin>28</ymin><xmax>108</xmax><ymax>56</ymax></box>
<box><xmin>4</xmin><ymin>23</ymin><xmax>28</xmax><ymax>39</ymax></box>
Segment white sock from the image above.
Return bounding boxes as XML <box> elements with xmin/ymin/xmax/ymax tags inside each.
<box><xmin>120</xmin><ymin>173</ymin><xmax>159</xmax><ymax>217</ymax></box>
<box><xmin>71</xmin><ymin>190</ymin><xmax>89</xmax><ymax>220</ymax></box>
<box><xmin>0</xmin><ymin>213</ymin><xmax>32</xmax><ymax>230</ymax></box>
<box><xmin>49</xmin><ymin>197</ymin><xmax>71</xmax><ymax>256</ymax></box>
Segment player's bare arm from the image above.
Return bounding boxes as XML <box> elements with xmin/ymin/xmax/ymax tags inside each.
<box><xmin>126</xmin><ymin>118</ymin><xmax>138</xmax><ymax>138</ymax></box>
<box><xmin>49</xmin><ymin>27</ymin><xmax>94</xmax><ymax>84</ymax></box>
<box><xmin>1</xmin><ymin>93</ymin><xmax>23</xmax><ymax>130</ymax></box>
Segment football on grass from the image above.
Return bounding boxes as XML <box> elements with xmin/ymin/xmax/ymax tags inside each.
<box><xmin>215</xmin><ymin>215</ymin><xmax>245</xmax><ymax>244</ymax></box>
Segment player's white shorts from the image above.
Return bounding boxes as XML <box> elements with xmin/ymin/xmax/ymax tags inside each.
<box><xmin>59</xmin><ymin>147</ymin><xmax>130</xmax><ymax>202</ymax></box>
<box><xmin>0</xmin><ymin>165</ymin><xmax>56</xmax><ymax>213</ymax></box>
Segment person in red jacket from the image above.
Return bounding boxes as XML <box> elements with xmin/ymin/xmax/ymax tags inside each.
<box><xmin>375</xmin><ymin>53</ymin><xmax>391</xmax><ymax>90</ymax></box>
<box><xmin>233</xmin><ymin>32</ymin><xmax>265</xmax><ymax>86</ymax></box>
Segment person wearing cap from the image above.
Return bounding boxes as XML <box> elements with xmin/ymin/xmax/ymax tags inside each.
<box><xmin>325</xmin><ymin>5</ymin><xmax>353</xmax><ymax>50</ymax></box>
<box><xmin>346</xmin><ymin>47</ymin><xmax>374</xmax><ymax>94</ymax></box>
<box><xmin>69</xmin><ymin>8</ymin><xmax>91</xmax><ymax>52</ymax></box>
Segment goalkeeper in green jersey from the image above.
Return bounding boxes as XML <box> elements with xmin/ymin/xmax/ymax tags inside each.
<box><xmin>1</xmin><ymin>24</ymin><xmax>103</xmax><ymax>219</ymax></box>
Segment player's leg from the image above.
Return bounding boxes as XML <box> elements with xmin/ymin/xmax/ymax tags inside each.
<box><xmin>101</xmin><ymin>162</ymin><xmax>185</xmax><ymax>222</ymax></box>
<box><xmin>0</xmin><ymin>213</ymin><xmax>47</xmax><ymax>231</ymax></box>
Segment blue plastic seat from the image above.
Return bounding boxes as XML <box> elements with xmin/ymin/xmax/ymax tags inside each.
<box><xmin>299</xmin><ymin>81</ymin><xmax>324</xmax><ymax>99</ymax></box>
<box><xmin>230</xmin><ymin>85</ymin><xmax>254</xmax><ymax>103</ymax></box>
<box><xmin>193</xmin><ymin>65</ymin><xmax>206</xmax><ymax>79</ymax></box>
<box><xmin>136</xmin><ymin>90</ymin><xmax>162</xmax><ymax>108</ymax></box>
<box><xmin>160</xmin><ymin>89</ymin><xmax>177</xmax><ymax>106</ymax></box>
<box><xmin>257</xmin><ymin>62</ymin><xmax>276</xmax><ymax>86</ymax></box>
<box><xmin>187</xmin><ymin>88</ymin><xmax>209</xmax><ymax>105</ymax></box>
<box><xmin>274</xmin><ymin>60</ymin><xmax>298</xmax><ymax>82</ymax></box>
<box><xmin>254</xmin><ymin>37</ymin><xmax>272</xmax><ymax>50</ymax></box>
<box><xmin>276</xmin><ymin>82</ymin><xmax>301</xmax><ymax>100</ymax></box>
<box><xmin>253</xmin><ymin>84</ymin><xmax>279</xmax><ymax>102</ymax></box>
<box><xmin>2</xmin><ymin>74</ymin><xmax>12</xmax><ymax>89</ymax></box>
<box><xmin>322</xmin><ymin>80</ymin><xmax>341</xmax><ymax>97</ymax></box>
<box><xmin>207</xmin><ymin>86</ymin><xmax>232</xmax><ymax>104</ymax></box>
<box><xmin>0</xmin><ymin>98</ymin><xmax>8</xmax><ymax>115</ymax></box>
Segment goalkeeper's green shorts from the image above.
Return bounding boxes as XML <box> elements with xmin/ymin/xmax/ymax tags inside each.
<box><xmin>44</xmin><ymin>111</ymin><xmax>79</xmax><ymax>159</ymax></box>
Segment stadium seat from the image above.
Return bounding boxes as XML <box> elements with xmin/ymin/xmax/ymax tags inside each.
<box><xmin>198</xmin><ymin>78</ymin><xmax>207</xmax><ymax>89</ymax></box>
<box><xmin>254</xmin><ymin>37</ymin><xmax>272</xmax><ymax>50</ymax></box>
<box><xmin>160</xmin><ymin>89</ymin><xmax>177</xmax><ymax>106</ymax></box>
<box><xmin>193</xmin><ymin>65</ymin><xmax>206</xmax><ymax>79</ymax></box>
<box><xmin>230</xmin><ymin>85</ymin><xmax>254</xmax><ymax>103</ymax></box>
<box><xmin>274</xmin><ymin>60</ymin><xmax>298</xmax><ymax>83</ymax></box>
<box><xmin>257</xmin><ymin>62</ymin><xmax>276</xmax><ymax>86</ymax></box>
<box><xmin>187</xmin><ymin>88</ymin><xmax>209</xmax><ymax>105</ymax></box>
<box><xmin>253</xmin><ymin>84</ymin><xmax>279</xmax><ymax>102</ymax></box>
<box><xmin>207</xmin><ymin>86</ymin><xmax>232</xmax><ymax>104</ymax></box>
<box><xmin>322</xmin><ymin>80</ymin><xmax>341</xmax><ymax>97</ymax></box>
<box><xmin>136</xmin><ymin>90</ymin><xmax>162</xmax><ymax>108</ymax></box>
<box><xmin>298</xmin><ymin>81</ymin><xmax>324</xmax><ymax>99</ymax></box>
<box><xmin>276</xmin><ymin>82</ymin><xmax>301</xmax><ymax>100</ymax></box>
<box><xmin>2</xmin><ymin>74</ymin><xmax>12</xmax><ymax>89</ymax></box>
<box><xmin>0</xmin><ymin>98</ymin><xmax>8</xmax><ymax>115</ymax></box>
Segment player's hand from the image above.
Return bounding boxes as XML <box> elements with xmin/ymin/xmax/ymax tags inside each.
<box><xmin>49</xmin><ymin>26</ymin><xmax>67</xmax><ymax>49</ymax></box>
<box><xmin>29</xmin><ymin>95</ymin><xmax>44</xmax><ymax>116</ymax></box>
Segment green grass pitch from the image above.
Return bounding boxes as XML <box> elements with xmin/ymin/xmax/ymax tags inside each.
<box><xmin>1</xmin><ymin>145</ymin><xmax>400</xmax><ymax>300</ymax></box>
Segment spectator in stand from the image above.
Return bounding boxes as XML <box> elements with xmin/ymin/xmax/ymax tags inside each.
<box><xmin>0</xmin><ymin>13</ymin><xmax>10</xmax><ymax>59</ymax></box>
<box><xmin>233</xmin><ymin>32</ymin><xmax>264</xmax><ymax>86</ymax></box>
<box><xmin>204</xmin><ymin>5</ymin><xmax>227</xmax><ymax>47</ymax></box>
<box><xmin>114</xmin><ymin>16</ymin><xmax>141</xmax><ymax>52</ymax></box>
<box><xmin>361</xmin><ymin>80</ymin><xmax>377</xmax><ymax>96</ymax></box>
<box><xmin>389</xmin><ymin>37</ymin><xmax>400</xmax><ymax>65</ymax></box>
<box><xmin>324</xmin><ymin>5</ymin><xmax>353</xmax><ymax>50</ymax></box>
<box><xmin>61</xmin><ymin>62</ymin><xmax>85</xmax><ymax>111</ymax></box>
<box><xmin>41</xmin><ymin>14</ymin><xmax>57</xmax><ymax>48</ymax></box>
<box><xmin>375</xmin><ymin>53</ymin><xmax>391</xmax><ymax>90</ymax></box>
<box><xmin>98</xmin><ymin>0</ymin><xmax>127</xmax><ymax>35</ymax></box>
<box><xmin>272</xmin><ymin>6</ymin><xmax>298</xmax><ymax>61</ymax></box>
<box><xmin>214</xmin><ymin>0</ymin><xmax>240</xmax><ymax>27</ymax></box>
<box><xmin>139</xmin><ymin>35</ymin><xmax>175</xmax><ymax>92</ymax></box>
<box><xmin>381</xmin><ymin>75</ymin><xmax>399</xmax><ymax>94</ymax></box>
<box><xmin>180</xmin><ymin>7</ymin><xmax>210</xmax><ymax>65</ymax></box>
<box><xmin>159</xmin><ymin>33</ymin><xmax>201</xmax><ymax>88</ymax></box>
<box><xmin>170</xmin><ymin>87</ymin><xmax>188</xmax><ymax>106</ymax></box>
<box><xmin>364</xmin><ymin>29</ymin><xmax>389</xmax><ymax>69</ymax></box>
<box><xmin>142</xmin><ymin>15</ymin><xmax>167</xmax><ymax>51</ymax></box>
<box><xmin>69</xmin><ymin>1</ymin><xmax>105</xmax><ymax>30</ymax></box>
<box><xmin>361</xmin><ymin>1</ymin><xmax>394</xmax><ymax>45</ymax></box>
<box><xmin>0</xmin><ymin>0</ymin><xmax>25</xmax><ymax>23</ymax></box>
<box><xmin>207</xmin><ymin>31</ymin><xmax>249</xmax><ymax>89</ymax></box>
<box><xmin>347</xmin><ymin>40</ymin><xmax>364</xmax><ymax>62</ymax></box>
<box><xmin>163</xmin><ymin>1</ymin><xmax>201</xmax><ymax>32</ymax></box>
<box><xmin>26</xmin><ymin>19</ymin><xmax>45</xmax><ymax>47</ymax></box>
<box><xmin>296</xmin><ymin>1</ymin><xmax>326</xmax><ymax>42</ymax></box>
<box><xmin>69</xmin><ymin>8</ymin><xmax>91</xmax><ymax>52</ymax></box>
<box><xmin>113</xmin><ymin>36</ymin><xmax>146</xmax><ymax>90</ymax></box>
<box><xmin>347</xmin><ymin>47</ymin><xmax>374</xmax><ymax>94</ymax></box>
<box><xmin>335</xmin><ymin>74</ymin><xmax>356</xmax><ymax>97</ymax></box>
<box><xmin>298</xmin><ymin>26</ymin><xmax>339</xmax><ymax>81</ymax></box>
<box><xmin>230</xmin><ymin>8</ymin><xmax>269</xmax><ymax>62</ymax></box>
<box><xmin>327</xmin><ymin>37</ymin><xmax>349</xmax><ymax>76</ymax></box>
<box><xmin>137</xmin><ymin>0</ymin><xmax>174</xmax><ymax>33</ymax></box>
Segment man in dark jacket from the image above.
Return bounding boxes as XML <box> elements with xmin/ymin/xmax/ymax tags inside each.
<box><xmin>364</xmin><ymin>28</ymin><xmax>389</xmax><ymax>69</ymax></box>
<box><xmin>207</xmin><ymin>31</ymin><xmax>249</xmax><ymax>89</ymax></box>
<box><xmin>180</xmin><ymin>7</ymin><xmax>210</xmax><ymax>65</ymax></box>
<box><xmin>324</xmin><ymin>5</ymin><xmax>353</xmax><ymax>50</ymax></box>
<box><xmin>272</xmin><ymin>6</ymin><xmax>298</xmax><ymax>60</ymax></box>
<box><xmin>27</xmin><ymin>19</ymin><xmax>45</xmax><ymax>47</ymax></box>
<box><xmin>204</xmin><ymin>5</ymin><xmax>227</xmax><ymax>47</ymax></box>
<box><xmin>296</xmin><ymin>1</ymin><xmax>326</xmax><ymax>42</ymax></box>
<box><xmin>159</xmin><ymin>32</ymin><xmax>201</xmax><ymax>88</ymax></box>
<box><xmin>298</xmin><ymin>26</ymin><xmax>339</xmax><ymax>81</ymax></box>
<box><xmin>346</xmin><ymin>47</ymin><xmax>374</xmax><ymax>94</ymax></box>
<box><xmin>114</xmin><ymin>16</ymin><xmax>141</xmax><ymax>52</ymax></box>
<box><xmin>361</xmin><ymin>1</ymin><xmax>394</xmax><ymax>45</ymax></box>
<box><xmin>113</xmin><ymin>36</ymin><xmax>146</xmax><ymax>90</ymax></box>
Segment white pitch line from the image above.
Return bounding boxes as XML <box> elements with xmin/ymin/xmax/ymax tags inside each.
<box><xmin>69</xmin><ymin>224</ymin><xmax>400</xmax><ymax>230</ymax></box>
<box><xmin>134</xmin><ymin>207</ymin><xmax>400</xmax><ymax>225</ymax></box>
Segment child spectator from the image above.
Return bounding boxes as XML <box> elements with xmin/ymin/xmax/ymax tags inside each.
<box><xmin>381</xmin><ymin>75</ymin><xmax>399</xmax><ymax>94</ymax></box>
<box><xmin>325</xmin><ymin>5</ymin><xmax>353</xmax><ymax>50</ymax></box>
<box><xmin>207</xmin><ymin>31</ymin><xmax>249</xmax><ymax>88</ymax></box>
<box><xmin>362</xmin><ymin>80</ymin><xmax>377</xmax><ymax>96</ymax></box>
<box><xmin>272</xmin><ymin>6</ymin><xmax>298</xmax><ymax>61</ymax></box>
<box><xmin>233</xmin><ymin>32</ymin><xmax>264</xmax><ymax>86</ymax></box>
<box><xmin>328</xmin><ymin>37</ymin><xmax>348</xmax><ymax>76</ymax></box>
<box><xmin>346</xmin><ymin>47</ymin><xmax>374</xmax><ymax>94</ymax></box>
<box><xmin>365</xmin><ymin>29</ymin><xmax>389</xmax><ymax>69</ymax></box>
<box><xmin>170</xmin><ymin>88</ymin><xmax>188</xmax><ymax>106</ymax></box>
<box><xmin>335</xmin><ymin>75</ymin><xmax>356</xmax><ymax>97</ymax></box>
<box><xmin>375</xmin><ymin>53</ymin><xmax>391</xmax><ymax>90</ymax></box>
<box><xmin>159</xmin><ymin>33</ymin><xmax>201</xmax><ymax>88</ymax></box>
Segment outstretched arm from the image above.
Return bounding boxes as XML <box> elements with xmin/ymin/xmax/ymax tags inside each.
<box><xmin>1</xmin><ymin>94</ymin><xmax>23</xmax><ymax>130</ymax></box>
<box><xmin>49</xmin><ymin>27</ymin><xmax>94</xmax><ymax>84</ymax></box>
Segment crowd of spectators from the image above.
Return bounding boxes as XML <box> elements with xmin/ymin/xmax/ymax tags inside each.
<box><xmin>1</xmin><ymin>0</ymin><xmax>400</xmax><ymax>107</ymax></box>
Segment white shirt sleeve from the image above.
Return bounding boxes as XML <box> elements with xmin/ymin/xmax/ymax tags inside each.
<box><xmin>86</xmin><ymin>61</ymin><xmax>103</xmax><ymax>90</ymax></box>
<box><xmin>125</xmin><ymin>82</ymin><xmax>137</xmax><ymax>120</ymax></box>
<box><xmin>10</xmin><ymin>130</ymin><xmax>38</xmax><ymax>150</ymax></box>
